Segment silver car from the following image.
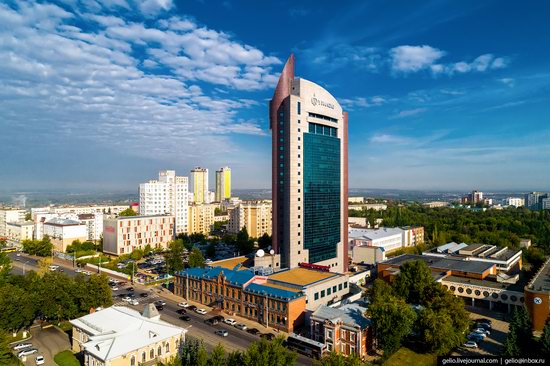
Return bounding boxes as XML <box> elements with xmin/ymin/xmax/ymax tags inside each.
<box><xmin>13</xmin><ymin>343</ymin><xmax>32</xmax><ymax>351</ymax></box>
<box><xmin>18</xmin><ymin>348</ymin><xmax>38</xmax><ymax>357</ymax></box>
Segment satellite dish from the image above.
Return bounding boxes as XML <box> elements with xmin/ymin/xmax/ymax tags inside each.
<box><xmin>269</xmin><ymin>249</ymin><xmax>275</xmax><ymax>255</ymax></box>
<box><xmin>256</xmin><ymin>249</ymin><xmax>265</xmax><ymax>257</ymax></box>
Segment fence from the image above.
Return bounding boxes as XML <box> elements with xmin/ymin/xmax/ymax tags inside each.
<box><xmin>85</xmin><ymin>264</ymin><xmax>130</xmax><ymax>280</ymax></box>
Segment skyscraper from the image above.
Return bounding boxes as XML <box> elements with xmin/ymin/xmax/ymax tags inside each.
<box><xmin>269</xmin><ymin>54</ymin><xmax>348</xmax><ymax>273</ymax></box>
<box><xmin>139</xmin><ymin>170</ymin><xmax>188</xmax><ymax>235</ymax></box>
<box><xmin>190</xmin><ymin>167</ymin><xmax>209</xmax><ymax>204</ymax></box>
<box><xmin>215</xmin><ymin>167</ymin><xmax>232</xmax><ymax>202</ymax></box>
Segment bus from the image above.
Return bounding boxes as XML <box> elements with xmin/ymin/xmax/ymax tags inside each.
<box><xmin>285</xmin><ymin>333</ymin><xmax>327</xmax><ymax>359</ymax></box>
<box><xmin>0</xmin><ymin>247</ymin><xmax>17</xmax><ymax>253</ymax></box>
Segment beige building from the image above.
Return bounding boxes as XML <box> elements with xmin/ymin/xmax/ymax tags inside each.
<box><xmin>6</xmin><ymin>221</ymin><xmax>34</xmax><ymax>242</ymax></box>
<box><xmin>190</xmin><ymin>167</ymin><xmax>209</xmax><ymax>204</ymax></box>
<box><xmin>43</xmin><ymin>218</ymin><xmax>87</xmax><ymax>252</ymax></box>
<box><xmin>228</xmin><ymin>200</ymin><xmax>272</xmax><ymax>238</ymax></box>
<box><xmin>103</xmin><ymin>215</ymin><xmax>174</xmax><ymax>256</ymax></box>
<box><xmin>187</xmin><ymin>203</ymin><xmax>216</xmax><ymax>235</ymax></box>
<box><xmin>71</xmin><ymin>305</ymin><xmax>186</xmax><ymax>366</ymax></box>
<box><xmin>0</xmin><ymin>208</ymin><xmax>26</xmax><ymax>239</ymax></box>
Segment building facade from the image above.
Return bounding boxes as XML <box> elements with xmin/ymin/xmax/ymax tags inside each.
<box><xmin>228</xmin><ymin>200</ymin><xmax>272</xmax><ymax>238</ymax></box>
<box><xmin>505</xmin><ymin>197</ymin><xmax>525</xmax><ymax>207</ymax></box>
<box><xmin>270</xmin><ymin>54</ymin><xmax>348</xmax><ymax>272</ymax></box>
<box><xmin>191</xmin><ymin>167</ymin><xmax>209</xmax><ymax>204</ymax></box>
<box><xmin>43</xmin><ymin>218</ymin><xmax>88</xmax><ymax>252</ymax></box>
<box><xmin>102</xmin><ymin>215</ymin><xmax>174</xmax><ymax>256</ymax></box>
<box><xmin>348</xmin><ymin>228</ymin><xmax>405</xmax><ymax>253</ymax></box>
<box><xmin>0</xmin><ymin>208</ymin><xmax>26</xmax><ymax>239</ymax></box>
<box><xmin>525</xmin><ymin>192</ymin><xmax>549</xmax><ymax>210</ymax></box>
<box><xmin>139</xmin><ymin>170</ymin><xmax>189</xmax><ymax>235</ymax></box>
<box><xmin>187</xmin><ymin>203</ymin><xmax>216</xmax><ymax>235</ymax></box>
<box><xmin>215</xmin><ymin>167</ymin><xmax>231</xmax><ymax>202</ymax></box>
<box><xmin>6</xmin><ymin>221</ymin><xmax>34</xmax><ymax>242</ymax></box>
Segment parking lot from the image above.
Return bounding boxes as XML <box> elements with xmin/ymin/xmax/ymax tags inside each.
<box><xmin>453</xmin><ymin>307</ymin><xmax>509</xmax><ymax>356</ymax></box>
<box><xmin>12</xmin><ymin>326</ymin><xmax>70</xmax><ymax>366</ymax></box>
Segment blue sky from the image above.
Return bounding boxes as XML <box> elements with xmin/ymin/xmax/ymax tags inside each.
<box><xmin>1</xmin><ymin>0</ymin><xmax>549</xmax><ymax>192</ymax></box>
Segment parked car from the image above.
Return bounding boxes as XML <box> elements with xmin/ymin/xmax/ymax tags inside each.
<box><xmin>224</xmin><ymin>318</ymin><xmax>236</xmax><ymax>326</ymax></box>
<box><xmin>154</xmin><ymin>300</ymin><xmax>166</xmax><ymax>306</ymax></box>
<box><xmin>212</xmin><ymin>315</ymin><xmax>225</xmax><ymax>322</ymax></box>
<box><xmin>195</xmin><ymin>308</ymin><xmax>207</xmax><ymax>315</ymax></box>
<box><xmin>188</xmin><ymin>305</ymin><xmax>197</xmax><ymax>311</ymax></box>
<box><xmin>215</xmin><ymin>329</ymin><xmax>228</xmax><ymax>337</ymax></box>
<box><xmin>475</xmin><ymin>318</ymin><xmax>492</xmax><ymax>325</ymax></box>
<box><xmin>463</xmin><ymin>341</ymin><xmax>478</xmax><ymax>348</ymax></box>
<box><xmin>205</xmin><ymin>318</ymin><xmax>219</xmax><ymax>326</ymax></box>
<box><xmin>131</xmin><ymin>299</ymin><xmax>139</xmax><ymax>306</ymax></box>
<box><xmin>140</xmin><ymin>293</ymin><xmax>149</xmax><ymax>298</ymax></box>
<box><xmin>122</xmin><ymin>296</ymin><xmax>132</xmax><ymax>302</ymax></box>
<box><xmin>234</xmin><ymin>323</ymin><xmax>247</xmax><ymax>331</ymax></box>
<box><xmin>468</xmin><ymin>333</ymin><xmax>484</xmax><ymax>342</ymax></box>
<box><xmin>178</xmin><ymin>302</ymin><xmax>189</xmax><ymax>308</ymax></box>
<box><xmin>35</xmin><ymin>356</ymin><xmax>45</xmax><ymax>365</ymax></box>
<box><xmin>111</xmin><ymin>286</ymin><xmax>119</xmax><ymax>291</ymax></box>
<box><xmin>18</xmin><ymin>348</ymin><xmax>38</xmax><ymax>357</ymax></box>
<box><xmin>179</xmin><ymin>315</ymin><xmax>191</xmax><ymax>321</ymax></box>
<box><xmin>48</xmin><ymin>265</ymin><xmax>59</xmax><ymax>271</ymax></box>
<box><xmin>473</xmin><ymin>328</ymin><xmax>490</xmax><ymax>336</ymax></box>
<box><xmin>74</xmin><ymin>268</ymin><xmax>83</xmax><ymax>273</ymax></box>
<box><xmin>176</xmin><ymin>309</ymin><xmax>186</xmax><ymax>315</ymax></box>
<box><xmin>13</xmin><ymin>343</ymin><xmax>32</xmax><ymax>351</ymax></box>
<box><xmin>247</xmin><ymin>328</ymin><xmax>260</xmax><ymax>335</ymax></box>
<box><xmin>127</xmin><ymin>287</ymin><xmax>134</xmax><ymax>292</ymax></box>
<box><xmin>260</xmin><ymin>333</ymin><xmax>275</xmax><ymax>340</ymax></box>
<box><xmin>476</xmin><ymin>322</ymin><xmax>492</xmax><ymax>330</ymax></box>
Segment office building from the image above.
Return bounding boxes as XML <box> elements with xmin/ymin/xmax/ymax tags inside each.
<box><xmin>505</xmin><ymin>197</ymin><xmax>525</xmax><ymax>207</ymax></box>
<box><xmin>215</xmin><ymin>167</ymin><xmax>232</xmax><ymax>202</ymax></box>
<box><xmin>270</xmin><ymin>54</ymin><xmax>348</xmax><ymax>272</ymax></box>
<box><xmin>139</xmin><ymin>170</ymin><xmax>189</xmax><ymax>235</ymax></box>
<box><xmin>102</xmin><ymin>214</ymin><xmax>174</xmax><ymax>256</ymax></box>
<box><xmin>310</xmin><ymin>304</ymin><xmax>373</xmax><ymax>357</ymax></box>
<box><xmin>0</xmin><ymin>208</ymin><xmax>26</xmax><ymax>239</ymax></box>
<box><xmin>43</xmin><ymin>218</ymin><xmax>87</xmax><ymax>252</ymax></box>
<box><xmin>228</xmin><ymin>200</ymin><xmax>272</xmax><ymax>238</ymax></box>
<box><xmin>190</xmin><ymin>167</ymin><xmax>209</xmax><ymax>204</ymax></box>
<box><xmin>71</xmin><ymin>305</ymin><xmax>186</xmax><ymax>366</ymax></box>
<box><xmin>187</xmin><ymin>203</ymin><xmax>216</xmax><ymax>235</ymax></box>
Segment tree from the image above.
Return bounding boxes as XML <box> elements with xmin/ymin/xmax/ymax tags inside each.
<box><xmin>241</xmin><ymin>336</ymin><xmax>296</xmax><ymax>366</ymax></box>
<box><xmin>236</xmin><ymin>227</ymin><xmax>254</xmax><ymax>255</ymax></box>
<box><xmin>208</xmin><ymin>343</ymin><xmax>226</xmax><ymax>366</ymax></box>
<box><xmin>0</xmin><ymin>252</ymin><xmax>11</xmax><ymax>286</ymax></box>
<box><xmin>22</xmin><ymin>236</ymin><xmax>53</xmax><ymax>257</ymax></box>
<box><xmin>0</xmin><ymin>284</ymin><xmax>36</xmax><ymax>332</ymax></box>
<box><xmin>25</xmin><ymin>212</ymin><xmax>32</xmax><ymax>221</ymax></box>
<box><xmin>504</xmin><ymin>307</ymin><xmax>533</xmax><ymax>356</ymax></box>
<box><xmin>206</xmin><ymin>242</ymin><xmax>217</xmax><ymax>259</ymax></box>
<box><xmin>257</xmin><ymin>233</ymin><xmax>272</xmax><ymax>249</ymax></box>
<box><xmin>180</xmin><ymin>339</ymin><xmax>208</xmax><ymax>366</ymax></box>
<box><xmin>188</xmin><ymin>248</ymin><xmax>205</xmax><ymax>268</ymax></box>
<box><xmin>226</xmin><ymin>351</ymin><xmax>243</xmax><ymax>366</ymax></box>
<box><xmin>0</xmin><ymin>330</ymin><xmax>18</xmax><ymax>365</ymax></box>
<box><xmin>392</xmin><ymin>260</ymin><xmax>434</xmax><ymax>305</ymax></box>
<box><xmin>119</xmin><ymin>208</ymin><xmax>137</xmax><ymax>217</ymax></box>
<box><xmin>165</xmin><ymin>240</ymin><xmax>185</xmax><ymax>274</ymax></box>
<box><xmin>315</xmin><ymin>351</ymin><xmax>366</xmax><ymax>366</ymax></box>
<box><xmin>541</xmin><ymin>320</ymin><xmax>550</xmax><ymax>357</ymax></box>
<box><xmin>415</xmin><ymin>308</ymin><xmax>457</xmax><ymax>354</ymax></box>
<box><xmin>144</xmin><ymin>244</ymin><xmax>153</xmax><ymax>256</ymax></box>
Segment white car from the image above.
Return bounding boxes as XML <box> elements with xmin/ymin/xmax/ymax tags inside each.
<box><xmin>13</xmin><ymin>343</ymin><xmax>32</xmax><ymax>351</ymax></box>
<box><xmin>224</xmin><ymin>318</ymin><xmax>236</xmax><ymax>326</ymax></box>
<box><xmin>122</xmin><ymin>296</ymin><xmax>132</xmax><ymax>302</ymax></box>
<box><xmin>473</xmin><ymin>328</ymin><xmax>490</xmax><ymax>336</ymax></box>
<box><xmin>463</xmin><ymin>341</ymin><xmax>478</xmax><ymax>348</ymax></box>
<box><xmin>178</xmin><ymin>302</ymin><xmax>189</xmax><ymax>308</ymax></box>
<box><xmin>195</xmin><ymin>308</ymin><xmax>207</xmax><ymax>315</ymax></box>
<box><xmin>131</xmin><ymin>299</ymin><xmax>139</xmax><ymax>306</ymax></box>
<box><xmin>35</xmin><ymin>355</ymin><xmax>45</xmax><ymax>365</ymax></box>
<box><xmin>48</xmin><ymin>265</ymin><xmax>59</xmax><ymax>271</ymax></box>
<box><xmin>16</xmin><ymin>253</ymin><xmax>21</xmax><ymax>257</ymax></box>
<box><xmin>84</xmin><ymin>271</ymin><xmax>92</xmax><ymax>276</ymax></box>
<box><xmin>74</xmin><ymin>268</ymin><xmax>83</xmax><ymax>273</ymax></box>
<box><xmin>111</xmin><ymin>286</ymin><xmax>119</xmax><ymax>291</ymax></box>
<box><xmin>18</xmin><ymin>348</ymin><xmax>38</xmax><ymax>357</ymax></box>
<box><xmin>234</xmin><ymin>323</ymin><xmax>247</xmax><ymax>331</ymax></box>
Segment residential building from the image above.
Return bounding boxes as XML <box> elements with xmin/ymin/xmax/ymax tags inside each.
<box><xmin>0</xmin><ymin>208</ymin><xmax>26</xmax><ymax>239</ymax></box>
<box><xmin>310</xmin><ymin>304</ymin><xmax>373</xmax><ymax>357</ymax></box>
<box><xmin>139</xmin><ymin>170</ymin><xmax>189</xmax><ymax>235</ymax></box>
<box><xmin>422</xmin><ymin>201</ymin><xmax>450</xmax><ymax>208</ymax></box>
<box><xmin>6</xmin><ymin>221</ymin><xmax>34</xmax><ymax>242</ymax></box>
<box><xmin>401</xmin><ymin>226</ymin><xmax>425</xmax><ymax>247</ymax></box>
<box><xmin>348</xmin><ymin>197</ymin><xmax>364</xmax><ymax>204</ymax></box>
<box><xmin>228</xmin><ymin>200</ymin><xmax>272</xmax><ymax>238</ymax></box>
<box><xmin>31</xmin><ymin>205</ymin><xmax>129</xmax><ymax>217</ymax></box>
<box><xmin>543</xmin><ymin>198</ymin><xmax>550</xmax><ymax>210</ymax></box>
<box><xmin>525</xmin><ymin>192</ymin><xmax>549</xmax><ymax>210</ymax></box>
<box><xmin>215</xmin><ymin>167</ymin><xmax>231</xmax><ymax>202</ymax></box>
<box><xmin>71</xmin><ymin>305</ymin><xmax>186</xmax><ymax>366</ymax></box>
<box><xmin>270</xmin><ymin>54</ymin><xmax>348</xmax><ymax>272</ymax></box>
<box><xmin>102</xmin><ymin>214</ymin><xmax>174</xmax><ymax>256</ymax></box>
<box><xmin>187</xmin><ymin>203</ymin><xmax>216</xmax><ymax>235</ymax></box>
<box><xmin>191</xmin><ymin>167</ymin><xmax>209</xmax><ymax>204</ymax></box>
<box><xmin>78</xmin><ymin>213</ymin><xmax>103</xmax><ymax>241</ymax></box>
<box><xmin>348</xmin><ymin>203</ymin><xmax>387</xmax><ymax>211</ymax></box>
<box><xmin>505</xmin><ymin>197</ymin><xmax>525</xmax><ymax>207</ymax></box>
<box><xmin>350</xmin><ymin>246</ymin><xmax>386</xmax><ymax>265</ymax></box>
<box><xmin>347</xmin><ymin>217</ymin><xmax>367</xmax><ymax>227</ymax></box>
<box><xmin>43</xmin><ymin>218</ymin><xmax>87</xmax><ymax>252</ymax></box>
<box><xmin>462</xmin><ymin>190</ymin><xmax>484</xmax><ymax>204</ymax></box>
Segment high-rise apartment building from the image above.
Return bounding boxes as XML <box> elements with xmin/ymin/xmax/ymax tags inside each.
<box><xmin>526</xmin><ymin>192</ymin><xmax>549</xmax><ymax>210</ymax></box>
<box><xmin>187</xmin><ymin>203</ymin><xmax>216</xmax><ymax>235</ymax></box>
<box><xmin>215</xmin><ymin>167</ymin><xmax>232</xmax><ymax>202</ymax></box>
<box><xmin>139</xmin><ymin>170</ymin><xmax>189</xmax><ymax>235</ymax></box>
<box><xmin>191</xmin><ymin>167</ymin><xmax>209</xmax><ymax>204</ymax></box>
<box><xmin>228</xmin><ymin>200</ymin><xmax>272</xmax><ymax>238</ymax></box>
<box><xmin>269</xmin><ymin>55</ymin><xmax>348</xmax><ymax>273</ymax></box>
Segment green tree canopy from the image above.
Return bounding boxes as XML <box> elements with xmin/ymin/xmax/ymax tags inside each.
<box><xmin>257</xmin><ymin>233</ymin><xmax>272</xmax><ymax>249</ymax></box>
<box><xmin>118</xmin><ymin>208</ymin><xmax>138</xmax><ymax>216</ymax></box>
<box><xmin>165</xmin><ymin>240</ymin><xmax>185</xmax><ymax>274</ymax></box>
<box><xmin>188</xmin><ymin>248</ymin><xmax>205</xmax><ymax>268</ymax></box>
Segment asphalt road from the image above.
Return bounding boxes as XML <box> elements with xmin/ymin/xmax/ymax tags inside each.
<box><xmin>9</xmin><ymin>253</ymin><xmax>313</xmax><ymax>366</ymax></box>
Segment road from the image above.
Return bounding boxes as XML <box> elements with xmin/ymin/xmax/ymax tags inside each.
<box><xmin>9</xmin><ymin>252</ymin><xmax>313</xmax><ymax>366</ymax></box>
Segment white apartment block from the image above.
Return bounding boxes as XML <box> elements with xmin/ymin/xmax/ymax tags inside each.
<box><xmin>140</xmin><ymin>170</ymin><xmax>189</xmax><ymax>235</ymax></box>
<box><xmin>348</xmin><ymin>227</ymin><xmax>405</xmax><ymax>253</ymax></box>
<box><xmin>0</xmin><ymin>209</ymin><xmax>26</xmax><ymax>239</ymax></box>
<box><xmin>43</xmin><ymin>218</ymin><xmax>88</xmax><ymax>252</ymax></box>
<box><xmin>228</xmin><ymin>200</ymin><xmax>272</xmax><ymax>238</ymax></box>
<box><xmin>31</xmin><ymin>205</ymin><xmax>129</xmax><ymax>217</ymax></box>
<box><xmin>103</xmin><ymin>215</ymin><xmax>175</xmax><ymax>256</ymax></box>
<box><xmin>505</xmin><ymin>197</ymin><xmax>525</xmax><ymax>207</ymax></box>
<box><xmin>6</xmin><ymin>221</ymin><xmax>34</xmax><ymax>242</ymax></box>
<box><xmin>78</xmin><ymin>213</ymin><xmax>104</xmax><ymax>241</ymax></box>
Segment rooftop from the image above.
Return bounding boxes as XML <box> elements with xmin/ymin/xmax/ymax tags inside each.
<box><xmin>311</xmin><ymin>304</ymin><xmax>370</xmax><ymax>329</ymax></box>
<box><xmin>383</xmin><ymin>254</ymin><xmax>495</xmax><ymax>275</ymax></box>
<box><xmin>349</xmin><ymin>227</ymin><xmax>403</xmax><ymax>241</ymax></box>
<box><xmin>442</xmin><ymin>275</ymin><xmax>526</xmax><ymax>293</ymax></box>
<box><xmin>178</xmin><ymin>266</ymin><xmax>255</xmax><ymax>287</ymax></box>
<box><xmin>44</xmin><ymin>217</ymin><xmax>83</xmax><ymax>226</ymax></box>
<box><xmin>245</xmin><ymin>282</ymin><xmax>304</xmax><ymax>301</ymax></box>
<box><xmin>268</xmin><ymin>267</ymin><xmax>338</xmax><ymax>287</ymax></box>
<box><xmin>70</xmin><ymin>306</ymin><xmax>185</xmax><ymax>362</ymax></box>
<box><xmin>210</xmin><ymin>256</ymin><xmax>251</xmax><ymax>271</ymax></box>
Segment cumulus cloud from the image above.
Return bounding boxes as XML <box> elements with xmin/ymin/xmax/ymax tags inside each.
<box><xmin>0</xmin><ymin>1</ymin><xmax>278</xmax><ymax>163</ymax></box>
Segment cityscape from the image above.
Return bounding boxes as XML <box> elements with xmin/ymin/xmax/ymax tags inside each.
<box><xmin>1</xmin><ymin>1</ymin><xmax>550</xmax><ymax>366</ymax></box>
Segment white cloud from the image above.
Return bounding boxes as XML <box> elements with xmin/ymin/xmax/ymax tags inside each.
<box><xmin>339</xmin><ymin>96</ymin><xmax>388</xmax><ymax>110</ymax></box>
<box><xmin>136</xmin><ymin>0</ymin><xmax>173</xmax><ymax>16</ymax></box>
<box><xmin>390</xmin><ymin>108</ymin><xmax>427</xmax><ymax>119</ymax></box>
<box><xmin>498</xmin><ymin>77</ymin><xmax>515</xmax><ymax>87</ymax></box>
<box><xmin>390</xmin><ymin>45</ymin><xmax>446</xmax><ymax>73</ymax></box>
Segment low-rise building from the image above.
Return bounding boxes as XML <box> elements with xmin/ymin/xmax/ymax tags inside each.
<box><xmin>78</xmin><ymin>213</ymin><xmax>103</xmax><ymax>241</ymax></box>
<box><xmin>0</xmin><ymin>208</ymin><xmax>26</xmax><ymax>239</ymax></box>
<box><xmin>422</xmin><ymin>201</ymin><xmax>450</xmax><ymax>208</ymax></box>
<box><xmin>348</xmin><ymin>227</ymin><xmax>404</xmax><ymax>253</ymax></box>
<box><xmin>103</xmin><ymin>215</ymin><xmax>174</xmax><ymax>256</ymax></box>
<box><xmin>505</xmin><ymin>197</ymin><xmax>525</xmax><ymax>207</ymax></box>
<box><xmin>310</xmin><ymin>304</ymin><xmax>373</xmax><ymax>357</ymax></box>
<box><xmin>188</xmin><ymin>203</ymin><xmax>216</xmax><ymax>235</ymax></box>
<box><xmin>71</xmin><ymin>305</ymin><xmax>186</xmax><ymax>366</ymax></box>
<box><xmin>6</xmin><ymin>221</ymin><xmax>34</xmax><ymax>242</ymax></box>
<box><xmin>32</xmin><ymin>205</ymin><xmax>129</xmax><ymax>217</ymax></box>
<box><xmin>348</xmin><ymin>197</ymin><xmax>364</xmax><ymax>204</ymax></box>
<box><xmin>43</xmin><ymin>218</ymin><xmax>87</xmax><ymax>252</ymax></box>
<box><xmin>228</xmin><ymin>200</ymin><xmax>272</xmax><ymax>238</ymax></box>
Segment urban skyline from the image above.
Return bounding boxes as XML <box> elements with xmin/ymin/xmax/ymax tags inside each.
<box><xmin>1</xmin><ymin>1</ymin><xmax>549</xmax><ymax>192</ymax></box>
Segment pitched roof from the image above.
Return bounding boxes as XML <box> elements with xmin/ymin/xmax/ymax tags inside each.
<box><xmin>70</xmin><ymin>306</ymin><xmax>186</xmax><ymax>361</ymax></box>
<box><xmin>311</xmin><ymin>304</ymin><xmax>370</xmax><ymax>329</ymax></box>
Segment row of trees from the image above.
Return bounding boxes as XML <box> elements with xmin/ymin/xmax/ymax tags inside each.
<box><xmin>368</xmin><ymin>261</ymin><xmax>469</xmax><ymax>357</ymax></box>
<box><xmin>21</xmin><ymin>236</ymin><xmax>53</xmax><ymax>256</ymax></box>
<box><xmin>349</xmin><ymin>205</ymin><xmax>550</xmax><ymax>251</ymax></box>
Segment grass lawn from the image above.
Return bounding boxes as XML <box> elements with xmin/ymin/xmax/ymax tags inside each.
<box><xmin>383</xmin><ymin>347</ymin><xmax>437</xmax><ymax>366</ymax></box>
<box><xmin>54</xmin><ymin>350</ymin><xmax>80</xmax><ymax>366</ymax></box>
<box><xmin>57</xmin><ymin>321</ymin><xmax>73</xmax><ymax>332</ymax></box>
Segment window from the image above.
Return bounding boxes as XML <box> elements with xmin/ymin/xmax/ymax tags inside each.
<box><xmin>327</xmin><ymin>288</ymin><xmax>331</xmax><ymax>295</ymax></box>
<box><xmin>158</xmin><ymin>346</ymin><xmax>162</xmax><ymax>356</ymax></box>
<box><xmin>150</xmin><ymin>349</ymin><xmax>154</xmax><ymax>359</ymax></box>
<box><xmin>338</xmin><ymin>284</ymin><xmax>342</xmax><ymax>291</ymax></box>
<box><xmin>321</xmin><ymin>290</ymin><xmax>325</xmax><ymax>298</ymax></box>
<box><xmin>142</xmin><ymin>353</ymin><xmax>146</xmax><ymax>362</ymax></box>
<box><xmin>131</xmin><ymin>356</ymin><xmax>136</xmax><ymax>366</ymax></box>
<box><xmin>344</xmin><ymin>282</ymin><xmax>348</xmax><ymax>288</ymax></box>
<box><xmin>333</xmin><ymin>285</ymin><xmax>337</xmax><ymax>293</ymax></box>
<box><xmin>327</xmin><ymin>329</ymin><xmax>333</xmax><ymax>339</ymax></box>
<box><xmin>350</xmin><ymin>332</ymin><xmax>356</xmax><ymax>342</ymax></box>
<box><xmin>297</xmin><ymin>101</ymin><xmax>301</xmax><ymax>115</ymax></box>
